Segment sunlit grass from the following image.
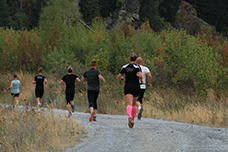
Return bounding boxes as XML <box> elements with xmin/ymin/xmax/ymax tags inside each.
<box><xmin>0</xmin><ymin>72</ymin><xmax>86</xmax><ymax>152</ymax></box>
<box><xmin>0</xmin><ymin>105</ymin><xmax>86</xmax><ymax>152</ymax></box>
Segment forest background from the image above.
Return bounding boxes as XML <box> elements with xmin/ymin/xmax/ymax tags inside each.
<box><xmin>1</xmin><ymin>0</ymin><xmax>228</xmax><ymax>128</ymax></box>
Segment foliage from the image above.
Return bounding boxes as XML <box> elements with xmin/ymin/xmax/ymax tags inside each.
<box><xmin>0</xmin><ymin>0</ymin><xmax>47</xmax><ymax>30</ymax></box>
<box><xmin>0</xmin><ymin>28</ymin><xmax>42</xmax><ymax>72</ymax></box>
<box><xmin>1</xmin><ymin>0</ymin><xmax>228</xmax><ymax>95</ymax></box>
<box><xmin>185</xmin><ymin>0</ymin><xmax>228</xmax><ymax>36</ymax></box>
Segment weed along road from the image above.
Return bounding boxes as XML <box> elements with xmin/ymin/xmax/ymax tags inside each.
<box><xmin>57</xmin><ymin>109</ymin><xmax>228</xmax><ymax>152</ymax></box>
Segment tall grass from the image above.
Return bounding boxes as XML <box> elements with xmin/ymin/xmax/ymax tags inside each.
<box><xmin>0</xmin><ymin>72</ymin><xmax>86</xmax><ymax>152</ymax></box>
<box><xmin>0</xmin><ymin>106</ymin><xmax>86</xmax><ymax>152</ymax></box>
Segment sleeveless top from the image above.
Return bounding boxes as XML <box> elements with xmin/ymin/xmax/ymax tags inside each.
<box><xmin>11</xmin><ymin>80</ymin><xmax>20</xmax><ymax>94</ymax></box>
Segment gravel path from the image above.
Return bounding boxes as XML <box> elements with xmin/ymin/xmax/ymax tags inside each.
<box><xmin>54</xmin><ymin>109</ymin><xmax>228</xmax><ymax>152</ymax></box>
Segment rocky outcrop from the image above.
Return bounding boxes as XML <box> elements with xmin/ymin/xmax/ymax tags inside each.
<box><xmin>103</xmin><ymin>0</ymin><xmax>140</xmax><ymax>29</ymax></box>
<box><xmin>175</xmin><ymin>1</ymin><xmax>211</xmax><ymax>35</ymax></box>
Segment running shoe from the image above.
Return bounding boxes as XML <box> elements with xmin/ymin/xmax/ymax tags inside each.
<box><xmin>15</xmin><ymin>103</ymin><xmax>19</xmax><ymax>110</ymax></box>
<box><xmin>89</xmin><ymin>112</ymin><xmax>95</xmax><ymax>122</ymax></box>
<box><xmin>68</xmin><ymin>111</ymin><xmax>72</xmax><ymax>117</ymax></box>
<box><xmin>138</xmin><ymin>108</ymin><xmax>144</xmax><ymax>120</ymax></box>
<box><xmin>131</xmin><ymin>121</ymin><xmax>134</xmax><ymax>128</ymax></box>
<box><xmin>128</xmin><ymin>117</ymin><xmax>133</xmax><ymax>128</ymax></box>
<box><xmin>37</xmin><ymin>103</ymin><xmax>41</xmax><ymax>109</ymax></box>
<box><xmin>93</xmin><ymin>116</ymin><xmax>97</xmax><ymax>121</ymax></box>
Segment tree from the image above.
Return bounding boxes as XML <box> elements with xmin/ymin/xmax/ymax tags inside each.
<box><xmin>79</xmin><ymin>0</ymin><xmax>100</xmax><ymax>24</ymax></box>
<box><xmin>159</xmin><ymin>0</ymin><xmax>182</xmax><ymax>25</ymax></box>
<box><xmin>0</xmin><ymin>0</ymin><xmax>12</xmax><ymax>28</ymax></box>
<box><xmin>139</xmin><ymin>0</ymin><xmax>165</xmax><ymax>32</ymax></box>
<box><xmin>185</xmin><ymin>0</ymin><xmax>228</xmax><ymax>36</ymax></box>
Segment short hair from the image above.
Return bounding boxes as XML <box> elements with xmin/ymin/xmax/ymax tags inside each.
<box><xmin>13</xmin><ymin>74</ymin><xmax>17</xmax><ymax>78</ymax></box>
<box><xmin>130</xmin><ymin>53</ymin><xmax>137</xmax><ymax>61</ymax></box>
<box><xmin>38</xmin><ymin>68</ymin><xmax>42</xmax><ymax>73</ymax></box>
<box><xmin>67</xmin><ymin>67</ymin><xmax>73</xmax><ymax>73</ymax></box>
<box><xmin>90</xmin><ymin>60</ymin><xmax>97</xmax><ymax>67</ymax></box>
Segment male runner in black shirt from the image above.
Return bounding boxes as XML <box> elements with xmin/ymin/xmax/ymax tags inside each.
<box><xmin>60</xmin><ymin>67</ymin><xmax>80</xmax><ymax>117</ymax></box>
<box><xmin>81</xmin><ymin>60</ymin><xmax>105</xmax><ymax>122</ymax></box>
<box><xmin>32</xmin><ymin>68</ymin><xmax>47</xmax><ymax>113</ymax></box>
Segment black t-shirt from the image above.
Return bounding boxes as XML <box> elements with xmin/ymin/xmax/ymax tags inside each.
<box><xmin>119</xmin><ymin>63</ymin><xmax>141</xmax><ymax>84</ymax></box>
<box><xmin>34</xmin><ymin>75</ymin><xmax>46</xmax><ymax>90</ymax></box>
<box><xmin>62</xmin><ymin>74</ymin><xmax>78</xmax><ymax>93</ymax></box>
<box><xmin>83</xmin><ymin>68</ymin><xmax>101</xmax><ymax>91</ymax></box>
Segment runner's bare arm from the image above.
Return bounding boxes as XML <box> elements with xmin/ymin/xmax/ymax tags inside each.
<box><xmin>44</xmin><ymin>79</ymin><xmax>48</xmax><ymax>84</ymax></box>
<box><xmin>75</xmin><ymin>78</ymin><xmax>80</xmax><ymax>88</ymax></box>
<box><xmin>32</xmin><ymin>80</ymin><xmax>36</xmax><ymax>84</ymax></box>
<box><xmin>117</xmin><ymin>73</ymin><xmax>124</xmax><ymax>81</ymax></box>
<box><xmin>138</xmin><ymin>71</ymin><xmax>143</xmax><ymax>84</ymax></box>
<box><xmin>9</xmin><ymin>81</ymin><xmax>13</xmax><ymax>89</ymax></box>
<box><xmin>59</xmin><ymin>80</ymin><xmax>65</xmax><ymax>85</ymax></box>
<box><xmin>81</xmin><ymin>76</ymin><xmax>86</xmax><ymax>82</ymax></box>
<box><xmin>146</xmin><ymin>72</ymin><xmax>152</xmax><ymax>88</ymax></box>
<box><xmin>98</xmin><ymin>74</ymin><xmax>105</xmax><ymax>82</ymax></box>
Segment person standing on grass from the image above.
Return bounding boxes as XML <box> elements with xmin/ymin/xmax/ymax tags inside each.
<box><xmin>32</xmin><ymin>68</ymin><xmax>47</xmax><ymax>113</ymax></box>
<box><xmin>9</xmin><ymin>74</ymin><xmax>21</xmax><ymax>109</ymax></box>
<box><xmin>117</xmin><ymin>53</ymin><xmax>143</xmax><ymax>128</ymax></box>
<box><xmin>136</xmin><ymin>57</ymin><xmax>152</xmax><ymax>120</ymax></box>
<box><xmin>81</xmin><ymin>60</ymin><xmax>105</xmax><ymax>122</ymax></box>
<box><xmin>60</xmin><ymin>67</ymin><xmax>80</xmax><ymax>117</ymax></box>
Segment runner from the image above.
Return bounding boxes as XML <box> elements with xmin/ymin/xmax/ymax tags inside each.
<box><xmin>81</xmin><ymin>60</ymin><xmax>105</xmax><ymax>122</ymax></box>
<box><xmin>32</xmin><ymin>68</ymin><xmax>47</xmax><ymax>113</ymax></box>
<box><xmin>9</xmin><ymin>74</ymin><xmax>21</xmax><ymax>109</ymax></box>
<box><xmin>59</xmin><ymin>67</ymin><xmax>80</xmax><ymax>117</ymax></box>
<box><xmin>136</xmin><ymin>57</ymin><xmax>152</xmax><ymax>120</ymax></box>
<box><xmin>117</xmin><ymin>53</ymin><xmax>143</xmax><ymax>128</ymax></box>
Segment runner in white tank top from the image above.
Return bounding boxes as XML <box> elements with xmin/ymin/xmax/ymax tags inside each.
<box><xmin>136</xmin><ymin>57</ymin><xmax>152</xmax><ymax>120</ymax></box>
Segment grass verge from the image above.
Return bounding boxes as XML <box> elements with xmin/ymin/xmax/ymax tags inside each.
<box><xmin>0</xmin><ymin>105</ymin><xmax>86</xmax><ymax>152</ymax></box>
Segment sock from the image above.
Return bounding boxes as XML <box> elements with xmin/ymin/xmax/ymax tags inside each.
<box><xmin>138</xmin><ymin>106</ymin><xmax>141</xmax><ymax>111</ymax></box>
<box><xmin>71</xmin><ymin>105</ymin><xmax>74</xmax><ymax>112</ymax></box>
<box><xmin>126</xmin><ymin>105</ymin><xmax>132</xmax><ymax>118</ymax></box>
<box><xmin>38</xmin><ymin>102</ymin><xmax>41</xmax><ymax>105</ymax></box>
<box><xmin>132</xmin><ymin>106</ymin><xmax>137</xmax><ymax>121</ymax></box>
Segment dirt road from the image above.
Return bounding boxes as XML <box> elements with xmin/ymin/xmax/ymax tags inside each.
<box><xmin>58</xmin><ymin>110</ymin><xmax>228</xmax><ymax>152</ymax></box>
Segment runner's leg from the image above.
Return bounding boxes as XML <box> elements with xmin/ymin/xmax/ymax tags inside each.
<box><xmin>132</xmin><ymin>96</ymin><xmax>138</xmax><ymax>121</ymax></box>
<box><xmin>88</xmin><ymin>90</ymin><xmax>95</xmax><ymax>121</ymax></box>
<box><xmin>125</xmin><ymin>94</ymin><xmax>133</xmax><ymax>118</ymax></box>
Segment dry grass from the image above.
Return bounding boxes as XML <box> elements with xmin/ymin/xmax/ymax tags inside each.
<box><xmin>0</xmin><ymin>105</ymin><xmax>86</xmax><ymax>152</ymax></box>
<box><xmin>141</xmin><ymin>88</ymin><xmax>228</xmax><ymax>128</ymax></box>
<box><xmin>0</xmin><ymin>72</ymin><xmax>86</xmax><ymax>152</ymax></box>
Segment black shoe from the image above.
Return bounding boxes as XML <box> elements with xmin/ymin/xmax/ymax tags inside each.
<box><xmin>138</xmin><ymin>108</ymin><xmax>144</xmax><ymax>120</ymax></box>
<box><xmin>68</xmin><ymin>111</ymin><xmax>72</xmax><ymax>117</ymax></box>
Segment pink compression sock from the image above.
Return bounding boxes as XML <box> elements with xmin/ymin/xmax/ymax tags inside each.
<box><xmin>131</xmin><ymin>106</ymin><xmax>137</xmax><ymax>121</ymax></box>
<box><xmin>126</xmin><ymin>105</ymin><xmax>132</xmax><ymax>118</ymax></box>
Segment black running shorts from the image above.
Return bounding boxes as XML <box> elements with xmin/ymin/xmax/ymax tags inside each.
<box><xmin>66</xmin><ymin>92</ymin><xmax>74</xmax><ymax>104</ymax></box>
<box><xmin>35</xmin><ymin>89</ymin><xmax>44</xmax><ymax>98</ymax></box>
<box><xmin>124</xmin><ymin>83</ymin><xmax>140</xmax><ymax>97</ymax></box>
<box><xmin>137</xmin><ymin>89</ymin><xmax>145</xmax><ymax>104</ymax></box>
<box><xmin>11</xmin><ymin>93</ymin><xmax>20</xmax><ymax>97</ymax></box>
